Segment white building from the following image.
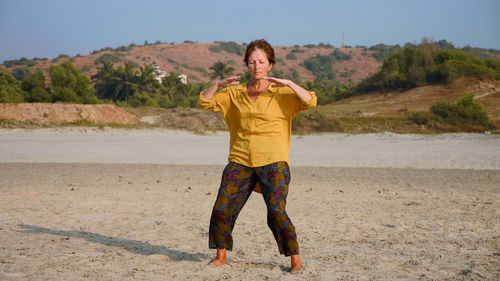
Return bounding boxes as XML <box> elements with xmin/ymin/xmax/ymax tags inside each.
<box><xmin>151</xmin><ymin>61</ymin><xmax>187</xmax><ymax>84</ymax></box>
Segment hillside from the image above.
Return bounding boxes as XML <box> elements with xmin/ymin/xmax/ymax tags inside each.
<box><xmin>125</xmin><ymin>77</ymin><xmax>499</xmax><ymax>134</ymax></box>
<box><xmin>311</xmin><ymin>77</ymin><xmax>500</xmax><ymax>133</ymax></box>
<box><xmin>0</xmin><ymin>42</ymin><xmax>382</xmax><ymax>84</ymax></box>
<box><xmin>1</xmin><ymin>41</ymin><xmax>499</xmax><ymax>133</ymax></box>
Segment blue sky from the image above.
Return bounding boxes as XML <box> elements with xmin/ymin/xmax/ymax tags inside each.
<box><xmin>1</xmin><ymin>0</ymin><xmax>499</xmax><ymax>63</ymax></box>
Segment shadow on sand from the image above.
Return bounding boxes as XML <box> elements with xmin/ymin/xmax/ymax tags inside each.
<box><xmin>19</xmin><ymin>223</ymin><xmax>209</xmax><ymax>262</ymax></box>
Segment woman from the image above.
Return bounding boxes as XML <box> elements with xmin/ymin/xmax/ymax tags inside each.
<box><xmin>198</xmin><ymin>39</ymin><xmax>316</xmax><ymax>273</ymax></box>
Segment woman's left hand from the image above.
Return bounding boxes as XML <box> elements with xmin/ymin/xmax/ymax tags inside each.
<box><xmin>263</xmin><ymin>77</ymin><xmax>291</xmax><ymax>87</ymax></box>
<box><xmin>264</xmin><ymin>76</ymin><xmax>313</xmax><ymax>101</ymax></box>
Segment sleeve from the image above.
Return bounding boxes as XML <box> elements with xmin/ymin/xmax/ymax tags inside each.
<box><xmin>198</xmin><ymin>88</ymin><xmax>231</xmax><ymax>113</ymax></box>
<box><xmin>289</xmin><ymin>91</ymin><xmax>317</xmax><ymax>117</ymax></box>
<box><xmin>297</xmin><ymin>91</ymin><xmax>317</xmax><ymax>110</ymax></box>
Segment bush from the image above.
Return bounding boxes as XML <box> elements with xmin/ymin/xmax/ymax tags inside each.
<box><xmin>358</xmin><ymin>43</ymin><xmax>500</xmax><ymax>93</ymax></box>
<box><xmin>318</xmin><ymin>42</ymin><xmax>334</xmax><ymax>48</ymax></box>
<box><xmin>408</xmin><ymin>111</ymin><xmax>432</xmax><ymax>125</ymax></box>
<box><xmin>340</xmin><ymin>69</ymin><xmax>356</xmax><ymax>78</ymax></box>
<box><xmin>0</xmin><ymin>70</ymin><xmax>25</xmax><ymax>102</ymax></box>
<box><xmin>21</xmin><ymin>70</ymin><xmax>52</xmax><ymax>102</ymax></box>
<box><xmin>12</xmin><ymin>66</ymin><xmax>31</xmax><ymax>80</ymax></box>
<box><xmin>285</xmin><ymin>68</ymin><xmax>301</xmax><ymax>83</ymax></box>
<box><xmin>292</xmin><ymin>109</ymin><xmax>340</xmax><ymax>132</ymax></box>
<box><xmin>128</xmin><ymin>91</ymin><xmax>159</xmax><ymax>108</ymax></box>
<box><xmin>301</xmin><ymin>80</ymin><xmax>353</xmax><ymax>105</ymax></box>
<box><xmin>369</xmin><ymin>43</ymin><xmax>400</xmax><ymax>62</ymax></box>
<box><xmin>209</xmin><ymin>41</ymin><xmax>246</xmax><ymax>55</ymax></box>
<box><xmin>271</xmin><ymin>68</ymin><xmax>284</xmax><ymax>78</ymax></box>
<box><xmin>115</xmin><ymin>45</ymin><xmax>133</xmax><ymax>52</ymax></box>
<box><xmin>94</xmin><ymin>53</ymin><xmax>123</xmax><ymax>65</ymax></box>
<box><xmin>50</xmin><ymin>61</ymin><xmax>98</xmax><ymax>104</ymax></box>
<box><xmin>430</xmin><ymin>94</ymin><xmax>493</xmax><ymax>128</ymax></box>
<box><xmin>285</xmin><ymin>53</ymin><xmax>297</xmax><ymax>60</ymax></box>
<box><xmin>3</xmin><ymin>57</ymin><xmax>38</xmax><ymax>67</ymax></box>
<box><xmin>332</xmin><ymin>49</ymin><xmax>352</xmax><ymax>61</ymax></box>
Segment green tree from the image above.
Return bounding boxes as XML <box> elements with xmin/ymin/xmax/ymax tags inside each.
<box><xmin>0</xmin><ymin>70</ymin><xmax>25</xmax><ymax>103</ymax></box>
<box><xmin>49</xmin><ymin>61</ymin><xmax>98</xmax><ymax>103</ymax></box>
<box><xmin>93</xmin><ymin>62</ymin><xmax>139</xmax><ymax>102</ymax></box>
<box><xmin>93</xmin><ymin>62</ymin><xmax>118</xmax><ymax>100</ymax></box>
<box><xmin>94</xmin><ymin>53</ymin><xmax>123</xmax><ymax>65</ymax></box>
<box><xmin>430</xmin><ymin>94</ymin><xmax>494</xmax><ymax>129</ymax></box>
<box><xmin>271</xmin><ymin>68</ymin><xmax>284</xmax><ymax>78</ymax></box>
<box><xmin>21</xmin><ymin>70</ymin><xmax>52</xmax><ymax>102</ymax></box>
<box><xmin>137</xmin><ymin>64</ymin><xmax>161</xmax><ymax>93</ymax></box>
<box><xmin>303</xmin><ymin>54</ymin><xmax>336</xmax><ymax>81</ymax></box>
<box><xmin>209</xmin><ymin>61</ymin><xmax>234</xmax><ymax>80</ymax></box>
<box><xmin>112</xmin><ymin>63</ymin><xmax>139</xmax><ymax>101</ymax></box>
<box><xmin>285</xmin><ymin>68</ymin><xmax>300</xmax><ymax>83</ymax></box>
<box><xmin>12</xmin><ymin>66</ymin><xmax>31</xmax><ymax>80</ymax></box>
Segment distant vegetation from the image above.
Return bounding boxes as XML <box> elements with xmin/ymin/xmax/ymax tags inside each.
<box><xmin>209</xmin><ymin>61</ymin><xmax>234</xmax><ymax>80</ymax></box>
<box><xmin>285</xmin><ymin>52</ymin><xmax>297</xmax><ymax>60</ymax></box>
<box><xmin>94</xmin><ymin>53</ymin><xmax>123</xmax><ymax>65</ymax></box>
<box><xmin>340</xmin><ymin>69</ymin><xmax>356</xmax><ymax>79</ymax></box>
<box><xmin>90</xmin><ymin>43</ymin><xmax>136</xmax><ymax>55</ymax></box>
<box><xmin>209</xmin><ymin>41</ymin><xmax>246</xmax><ymax>56</ymax></box>
<box><xmin>3</xmin><ymin>57</ymin><xmax>47</xmax><ymax>67</ymax></box>
<box><xmin>302</xmin><ymin>48</ymin><xmax>352</xmax><ymax>81</ymax></box>
<box><xmin>303</xmin><ymin>43</ymin><xmax>334</xmax><ymax>48</ymax></box>
<box><xmin>301</xmin><ymin>80</ymin><xmax>354</xmax><ymax>105</ymax></box>
<box><xmin>0</xmin><ymin>60</ymin><xmax>209</xmax><ymax>108</ymax></box>
<box><xmin>12</xmin><ymin>66</ymin><xmax>31</xmax><ymax>80</ymax></box>
<box><xmin>1</xmin><ymin>38</ymin><xmax>499</xmax><ymax>129</ymax></box>
<box><xmin>92</xmin><ymin>62</ymin><xmax>207</xmax><ymax>108</ymax></box>
<box><xmin>409</xmin><ymin>94</ymin><xmax>495</xmax><ymax>132</ymax></box>
<box><xmin>1</xmin><ymin>61</ymin><xmax>97</xmax><ymax>104</ymax></box>
<box><xmin>369</xmin><ymin>44</ymin><xmax>401</xmax><ymax>62</ymax></box>
<box><xmin>358</xmin><ymin>39</ymin><xmax>500</xmax><ymax>93</ymax></box>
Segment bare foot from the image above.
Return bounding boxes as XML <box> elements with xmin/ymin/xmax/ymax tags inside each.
<box><xmin>208</xmin><ymin>258</ymin><xmax>227</xmax><ymax>267</ymax></box>
<box><xmin>290</xmin><ymin>254</ymin><xmax>302</xmax><ymax>273</ymax></box>
<box><xmin>208</xmin><ymin>248</ymin><xmax>227</xmax><ymax>267</ymax></box>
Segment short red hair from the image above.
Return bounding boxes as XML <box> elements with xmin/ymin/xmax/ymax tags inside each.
<box><xmin>244</xmin><ymin>39</ymin><xmax>275</xmax><ymax>66</ymax></box>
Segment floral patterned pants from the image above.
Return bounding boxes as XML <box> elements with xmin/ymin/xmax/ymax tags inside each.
<box><xmin>209</xmin><ymin>161</ymin><xmax>299</xmax><ymax>256</ymax></box>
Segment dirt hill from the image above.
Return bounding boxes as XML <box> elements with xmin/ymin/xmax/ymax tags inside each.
<box><xmin>0</xmin><ymin>103</ymin><xmax>138</xmax><ymax>125</ymax></box>
<box><xmin>0</xmin><ymin>42</ymin><xmax>381</xmax><ymax>84</ymax></box>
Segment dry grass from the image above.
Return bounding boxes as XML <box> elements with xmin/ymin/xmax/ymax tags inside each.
<box><xmin>126</xmin><ymin>107</ymin><xmax>227</xmax><ymax>135</ymax></box>
<box><xmin>310</xmin><ymin>77</ymin><xmax>500</xmax><ymax>133</ymax></box>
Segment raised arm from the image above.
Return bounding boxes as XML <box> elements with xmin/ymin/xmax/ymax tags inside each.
<box><xmin>263</xmin><ymin>77</ymin><xmax>312</xmax><ymax>101</ymax></box>
<box><xmin>202</xmin><ymin>76</ymin><xmax>241</xmax><ymax>100</ymax></box>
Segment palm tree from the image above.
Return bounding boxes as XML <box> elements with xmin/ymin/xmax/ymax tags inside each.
<box><xmin>209</xmin><ymin>61</ymin><xmax>233</xmax><ymax>80</ymax></box>
<box><xmin>137</xmin><ymin>64</ymin><xmax>160</xmax><ymax>92</ymax></box>
<box><xmin>112</xmin><ymin>62</ymin><xmax>138</xmax><ymax>101</ymax></box>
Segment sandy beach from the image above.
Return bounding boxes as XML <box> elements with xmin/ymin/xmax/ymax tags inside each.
<box><xmin>0</xmin><ymin>128</ymin><xmax>499</xmax><ymax>280</ymax></box>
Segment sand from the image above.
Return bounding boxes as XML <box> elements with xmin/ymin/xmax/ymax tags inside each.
<box><xmin>0</xmin><ymin>128</ymin><xmax>499</xmax><ymax>280</ymax></box>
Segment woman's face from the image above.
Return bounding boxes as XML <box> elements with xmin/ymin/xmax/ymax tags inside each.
<box><xmin>247</xmin><ymin>48</ymin><xmax>273</xmax><ymax>80</ymax></box>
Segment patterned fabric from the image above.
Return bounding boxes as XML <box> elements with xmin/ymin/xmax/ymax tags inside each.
<box><xmin>209</xmin><ymin>161</ymin><xmax>299</xmax><ymax>256</ymax></box>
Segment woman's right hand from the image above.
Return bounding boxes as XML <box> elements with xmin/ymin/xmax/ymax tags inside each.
<box><xmin>203</xmin><ymin>76</ymin><xmax>241</xmax><ymax>100</ymax></box>
<box><xmin>216</xmin><ymin>76</ymin><xmax>241</xmax><ymax>88</ymax></box>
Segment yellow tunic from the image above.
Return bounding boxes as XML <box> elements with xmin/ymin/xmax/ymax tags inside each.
<box><xmin>198</xmin><ymin>82</ymin><xmax>317</xmax><ymax>167</ymax></box>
